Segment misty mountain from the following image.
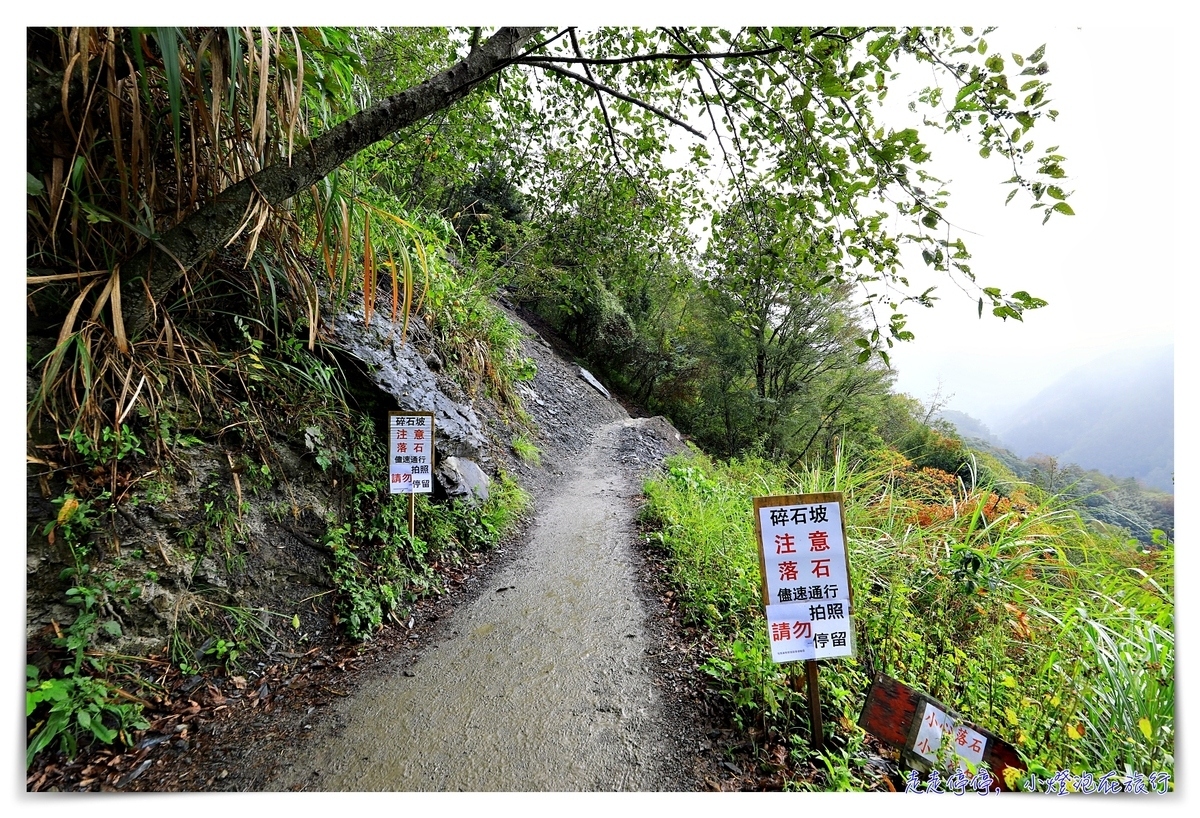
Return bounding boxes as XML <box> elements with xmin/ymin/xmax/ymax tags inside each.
<box><xmin>934</xmin><ymin>410</ymin><xmax>1003</xmax><ymax>447</ymax></box>
<box><xmin>990</xmin><ymin>346</ymin><xmax>1174</xmax><ymax>492</ymax></box>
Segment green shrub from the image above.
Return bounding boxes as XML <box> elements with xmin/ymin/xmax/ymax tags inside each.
<box><xmin>641</xmin><ymin>449</ymin><xmax>1174</xmax><ymax>790</ymax></box>
<box><xmin>26</xmin><ymin>667</ymin><xmax>149</xmax><ymax>769</ymax></box>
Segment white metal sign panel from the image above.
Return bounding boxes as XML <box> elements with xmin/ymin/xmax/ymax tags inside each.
<box><xmin>389</xmin><ymin>411</ymin><xmax>434</xmax><ymax>494</ymax></box>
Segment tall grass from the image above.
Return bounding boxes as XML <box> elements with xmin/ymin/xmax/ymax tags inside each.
<box><xmin>640</xmin><ymin>447</ymin><xmax>1174</xmax><ymax>790</ymax></box>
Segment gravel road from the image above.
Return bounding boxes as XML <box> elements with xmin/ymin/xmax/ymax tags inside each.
<box><xmin>267</xmin><ymin>417</ymin><xmax>709</xmax><ymax>791</ymax></box>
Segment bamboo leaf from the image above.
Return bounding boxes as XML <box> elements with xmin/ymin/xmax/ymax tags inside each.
<box><xmin>153</xmin><ymin>28</ymin><xmax>184</xmax><ymax>150</ymax></box>
<box><xmin>363</xmin><ymin>209</ymin><xmax>373</xmax><ymax>326</ymax></box>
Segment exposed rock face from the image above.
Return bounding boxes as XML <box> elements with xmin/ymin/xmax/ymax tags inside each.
<box><xmin>577</xmin><ymin>365</ymin><xmax>611</xmax><ymax>400</ymax></box>
<box><xmin>436</xmin><ymin>456</ymin><xmax>490</xmax><ymax>504</ymax></box>
<box><xmin>328</xmin><ymin>305</ymin><xmax>488</xmax><ymax>484</ymax></box>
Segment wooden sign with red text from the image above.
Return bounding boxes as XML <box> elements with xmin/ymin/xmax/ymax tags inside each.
<box><xmin>858</xmin><ymin>673</ymin><xmax>1025</xmax><ymax>791</ymax></box>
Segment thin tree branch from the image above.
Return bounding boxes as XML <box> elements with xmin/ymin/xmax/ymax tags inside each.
<box><xmin>534</xmin><ymin>62</ymin><xmax>706</xmax><ymax>139</ymax></box>
<box><xmin>515</xmin><ymin>45</ymin><xmax>789</xmax><ymax>66</ymax></box>
<box><xmin>568</xmin><ymin>27</ymin><xmax>638</xmax><ymax>186</ymax></box>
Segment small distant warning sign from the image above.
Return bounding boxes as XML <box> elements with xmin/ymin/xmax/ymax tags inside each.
<box><xmin>911</xmin><ymin>700</ymin><xmax>988</xmax><ymax>768</ymax></box>
<box><xmin>389</xmin><ymin>411</ymin><xmax>434</xmax><ymax>494</ymax></box>
<box><xmin>753</xmin><ymin>493</ymin><xmax>855</xmax><ymax>663</ymax></box>
<box><xmin>858</xmin><ymin>674</ymin><xmax>1024</xmax><ymax>790</ymax></box>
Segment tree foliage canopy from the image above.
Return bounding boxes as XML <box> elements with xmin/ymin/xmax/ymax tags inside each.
<box><xmin>27</xmin><ymin>25</ymin><xmax>1071</xmax><ymax>439</ymax></box>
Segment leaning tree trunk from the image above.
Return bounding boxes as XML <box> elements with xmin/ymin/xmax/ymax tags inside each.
<box><xmin>119</xmin><ymin>26</ymin><xmax>542</xmax><ymax>342</ymax></box>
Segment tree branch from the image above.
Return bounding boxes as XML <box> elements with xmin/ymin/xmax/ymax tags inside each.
<box><xmin>535</xmin><ymin>62</ymin><xmax>706</xmax><ymax>139</ymax></box>
<box><xmin>568</xmin><ymin>27</ymin><xmax>636</xmax><ymax>185</ymax></box>
<box><xmin>515</xmin><ymin>45</ymin><xmax>789</xmax><ymax>67</ymax></box>
<box><xmin>119</xmin><ymin>26</ymin><xmax>543</xmax><ymax>342</ymax></box>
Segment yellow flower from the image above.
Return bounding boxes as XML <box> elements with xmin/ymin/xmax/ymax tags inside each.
<box><xmin>1002</xmin><ymin>767</ymin><xmax>1022</xmax><ymax>790</ymax></box>
<box><xmin>57</xmin><ymin>496</ymin><xmax>79</xmax><ymax>526</ymax></box>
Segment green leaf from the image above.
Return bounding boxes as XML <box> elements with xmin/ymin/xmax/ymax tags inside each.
<box><xmin>70</xmin><ymin>156</ymin><xmax>87</xmax><ymax>189</ymax></box>
<box><xmin>27</xmin><ymin>173</ymin><xmax>45</xmax><ymax>197</ymax></box>
<box><xmin>1051</xmin><ymin>201</ymin><xmax>1074</xmax><ymax>216</ymax></box>
<box><xmin>153</xmin><ymin>28</ymin><xmax>184</xmax><ymax>149</ymax></box>
<box><xmin>90</xmin><ymin>721</ymin><xmax>117</xmax><ymax>744</ymax></box>
<box><xmin>819</xmin><ymin>74</ymin><xmax>847</xmax><ymax>97</ymax></box>
<box><xmin>954</xmin><ymin>81</ymin><xmax>981</xmax><ymax>110</ymax></box>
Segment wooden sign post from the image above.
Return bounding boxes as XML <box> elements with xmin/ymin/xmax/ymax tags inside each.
<box><xmin>388</xmin><ymin>411</ymin><xmax>435</xmax><ymax>538</ymax></box>
<box><xmin>858</xmin><ymin>673</ymin><xmax>1025</xmax><ymax>791</ymax></box>
<box><xmin>753</xmin><ymin>492</ymin><xmax>855</xmax><ymax>750</ymax></box>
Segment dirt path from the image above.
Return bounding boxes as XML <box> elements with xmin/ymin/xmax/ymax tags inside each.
<box><xmin>267</xmin><ymin>417</ymin><xmax>704</xmax><ymax>792</ymax></box>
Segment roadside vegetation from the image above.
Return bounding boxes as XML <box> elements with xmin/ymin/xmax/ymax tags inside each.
<box><xmin>26</xmin><ymin>27</ymin><xmax>537</xmax><ymax>773</ymax></box>
<box><xmin>640</xmin><ymin>440</ymin><xmax>1173</xmax><ymax>790</ymax></box>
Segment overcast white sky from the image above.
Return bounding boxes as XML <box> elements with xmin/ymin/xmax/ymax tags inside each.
<box><xmin>878</xmin><ymin>26</ymin><xmax>1177</xmax><ymax>430</ymax></box>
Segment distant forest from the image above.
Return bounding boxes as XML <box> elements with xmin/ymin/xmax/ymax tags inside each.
<box><xmin>938</xmin><ymin>412</ymin><xmax>1173</xmax><ymax>545</ymax></box>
